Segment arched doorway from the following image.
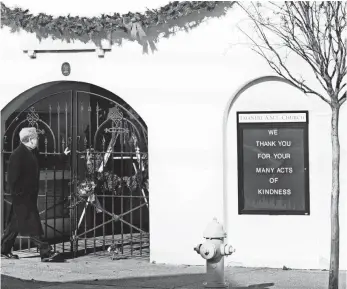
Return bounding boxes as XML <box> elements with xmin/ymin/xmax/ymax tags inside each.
<box><xmin>1</xmin><ymin>81</ymin><xmax>149</xmax><ymax>258</ymax></box>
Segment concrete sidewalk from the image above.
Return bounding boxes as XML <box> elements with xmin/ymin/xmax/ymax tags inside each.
<box><xmin>1</xmin><ymin>252</ymin><xmax>346</xmax><ymax>289</ymax></box>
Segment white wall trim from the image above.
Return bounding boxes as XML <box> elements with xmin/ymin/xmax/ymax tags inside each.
<box><xmin>222</xmin><ymin>75</ymin><xmax>299</xmax><ymax>243</ymax></box>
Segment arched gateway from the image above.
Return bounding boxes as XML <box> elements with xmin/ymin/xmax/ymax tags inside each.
<box><xmin>1</xmin><ymin>81</ymin><xmax>149</xmax><ymax>258</ymax></box>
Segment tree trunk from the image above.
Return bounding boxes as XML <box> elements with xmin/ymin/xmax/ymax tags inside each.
<box><xmin>329</xmin><ymin>104</ymin><xmax>340</xmax><ymax>289</ymax></box>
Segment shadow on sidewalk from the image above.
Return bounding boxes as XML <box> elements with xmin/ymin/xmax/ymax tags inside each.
<box><xmin>2</xmin><ymin>274</ymin><xmax>275</xmax><ymax>289</ymax></box>
<box><xmin>75</xmin><ymin>276</ymin><xmax>275</xmax><ymax>289</ymax></box>
<box><xmin>1</xmin><ymin>275</ymin><xmax>60</xmax><ymax>289</ymax></box>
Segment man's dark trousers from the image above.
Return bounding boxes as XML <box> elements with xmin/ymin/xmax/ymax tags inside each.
<box><xmin>1</xmin><ymin>209</ymin><xmax>51</xmax><ymax>258</ymax></box>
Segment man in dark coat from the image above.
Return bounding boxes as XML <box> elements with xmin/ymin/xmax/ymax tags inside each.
<box><xmin>1</xmin><ymin>127</ymin><xmax>70</xmax><ymax>261</ymax></box>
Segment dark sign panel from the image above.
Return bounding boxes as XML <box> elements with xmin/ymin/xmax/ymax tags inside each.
<box><xmin>237</xmin><ymin>111</ymin><xmax>310</xmax><ymax>215</ymax></box>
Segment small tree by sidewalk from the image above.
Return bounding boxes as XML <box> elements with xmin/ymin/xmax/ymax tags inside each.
<box><xmin>238</xmin><ymin>2</ymin><xmax>346</xmax><ymax>289</ymax></box>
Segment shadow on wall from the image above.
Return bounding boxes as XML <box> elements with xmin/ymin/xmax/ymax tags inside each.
<box><xmin>132</xmin><ymin>2</ymin><xmax>236</xmax><ymax>53</ymax></box>
<box><xmin>1</xmin><ymin>274</ymin><xmax>274</xmax><ymax>289</ymax></box>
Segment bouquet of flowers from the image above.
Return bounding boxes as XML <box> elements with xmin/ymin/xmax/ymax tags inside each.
<box><xmin>77</xmin><ymin>179</ymin><xmax>97</xmax><ymax>197</ymax></box>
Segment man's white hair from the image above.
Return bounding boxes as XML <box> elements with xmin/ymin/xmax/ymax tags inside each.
<box><xmin>19</xmin><ymin>127</ymin><xmax>38</xmax><ymax>142</ymax></box>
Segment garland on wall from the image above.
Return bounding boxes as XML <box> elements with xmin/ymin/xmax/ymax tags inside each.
<box><xmin>0</xmin><ymin>1</ymin><xmax>235</xmax><ymax>52</ymax></box>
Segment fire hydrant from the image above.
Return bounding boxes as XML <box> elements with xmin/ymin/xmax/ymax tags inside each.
<box><xmin>194</xmin><ymin>218</ymin><xmax>235</xmax><ymax>288</ymax></box>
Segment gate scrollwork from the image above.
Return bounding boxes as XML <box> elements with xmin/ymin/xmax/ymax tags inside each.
<box><xmin>2</xmin><ymin>87</ymin><xmax>149</xmax><ymax>258</ymax></box>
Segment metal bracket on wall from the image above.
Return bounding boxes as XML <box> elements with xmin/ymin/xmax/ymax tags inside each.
<box><xmin>23</xmin><ymin>47</ymin><xmax>111</xmax><ymax>59</ymax></box>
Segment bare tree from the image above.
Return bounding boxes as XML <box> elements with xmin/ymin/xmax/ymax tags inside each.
<box><xmin>238</xmin><ymin>2</ymin><xmax>346</xmax><ymax>289</ymax></box>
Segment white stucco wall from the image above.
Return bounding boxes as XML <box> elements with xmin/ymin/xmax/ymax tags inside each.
<box><xmin>0</xmin><ymin>1</ymin><xmax>346</xmax><ymax>270</ymax></box>
<box><xmin>226</xmin><ymin>80</ymin><xmax>347</xmax><ymax>270</ymax></box>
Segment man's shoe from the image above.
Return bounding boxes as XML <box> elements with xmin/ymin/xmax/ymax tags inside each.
<box><xmin>41</xmin><ymin>251</ymin><xmax>60</xmax><ymax>262</ymax></box>
<box><xmin>1</xmin><ymin>252</ymin><xmax>19</xmax><ymax>259</ymax></box>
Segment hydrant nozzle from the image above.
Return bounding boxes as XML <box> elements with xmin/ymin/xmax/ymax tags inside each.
<box><xmin>220</xmin><ymin>244</ymin><xmax>235</xmax><ymax>256</ymax></box>
<box><xmin>194</xmin><ymin>244</ymin><xmax>202</xmax><ymax>254</ymax></box>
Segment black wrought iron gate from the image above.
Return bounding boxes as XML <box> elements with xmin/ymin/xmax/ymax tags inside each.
<box><xmin>2</xmin><ymin>83</ymin><xmax>149</xmax><ymax>258</ymax></box>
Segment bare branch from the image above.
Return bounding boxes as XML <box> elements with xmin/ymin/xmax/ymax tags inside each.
<box><xmin>238</xmin><ymin>2</ymin><xmax>346</xmax><ymax>105</ymax></box>
<box><xmin>237</xmin><ymin>15</ymin><xmax>331</xmax><ymax>105</ymax></box>
<box><xmin>339</xmin><ymin>91</ymin><xmax>346</xmax><ymax>106</ymax></box>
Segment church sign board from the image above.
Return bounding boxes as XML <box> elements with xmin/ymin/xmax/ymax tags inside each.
<box><xmin>237</xmin><ymin>111</ymin><xmax>310</xmax><ymax>215</ymax></box>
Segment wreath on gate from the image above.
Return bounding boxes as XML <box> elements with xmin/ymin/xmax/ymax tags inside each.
<box><xmin>77</xmin><ymin>147</ymin><xmax>147</xmax><ymax>197</ymax></box>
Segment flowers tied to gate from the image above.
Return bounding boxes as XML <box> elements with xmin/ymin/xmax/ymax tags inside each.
<box><xmin>77</xmin><ymin>178</ymin><xmax>97</xmax><ymax>197</ymax></box>
<box><xmin>81</xmin><ymin>148</ymin><xmax>146</xmax><ymax>195</ymax></box>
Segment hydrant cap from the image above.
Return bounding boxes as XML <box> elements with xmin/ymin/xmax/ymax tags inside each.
<box><xmin>203</xmin><ymin>218</ymin><xmax>226</xmax><ymax>239</ymax></box>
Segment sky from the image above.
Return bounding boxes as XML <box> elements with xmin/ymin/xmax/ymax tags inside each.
<box><xmin>1</xmin><ymin>0</ymin><xmax>172</xmax><ymax>16</ymax></box>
